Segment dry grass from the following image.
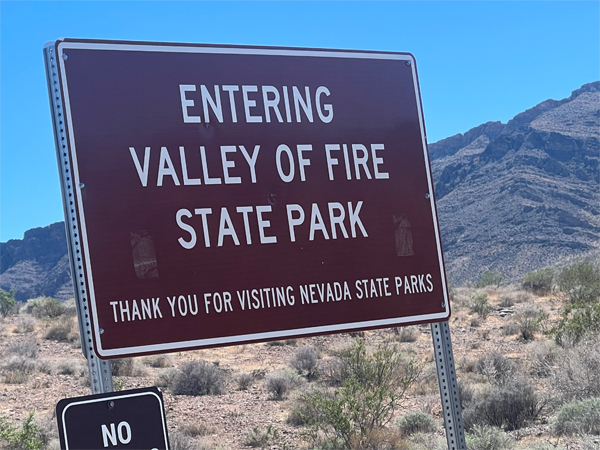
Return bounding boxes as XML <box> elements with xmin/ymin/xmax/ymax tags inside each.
<box><xmin>0</xmin><ymin>284</ymin><xmax>596</xmax><ymax>449</ymax></box>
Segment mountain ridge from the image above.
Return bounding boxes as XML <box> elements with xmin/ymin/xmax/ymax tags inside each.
<box><xmin>431</xmin><ymin>81</ymin><xmax>599</xmax><ymax>283</ymax></box>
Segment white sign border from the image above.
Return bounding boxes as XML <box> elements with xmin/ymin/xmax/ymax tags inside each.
<box><xmin>56</xmin><ymin>40</ymin><xmax>450</xmax><ymax>358</ymax></box>
<box><xmin>60</xmin><ymin>390</ymin><xmax>168</xmax><ymax>450</ymax></box>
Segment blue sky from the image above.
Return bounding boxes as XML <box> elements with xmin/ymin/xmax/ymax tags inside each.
<box><xmin>1</xmin><ymin>1</ymin><xmax>598</xmax><ymax>242</ymax></box>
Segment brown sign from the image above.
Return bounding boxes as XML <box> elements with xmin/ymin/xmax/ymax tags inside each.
<box><xmin>53</xmin><ymin>39</ymin><xmax>450</xmax><ymax>358</ymax></box>
<box><xmin>56</xmin><ymin>387</ymin><xmax>169</xmax><ymax>449</ymax></box>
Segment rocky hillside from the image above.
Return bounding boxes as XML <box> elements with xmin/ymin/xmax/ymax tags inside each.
<box><xmin>431</xmin><ymin>81</ymin><xmax>600</xmax><ymax>284</ymax></box>
<box><xmin>0</xmin><ymin>222</ymin><xmax>73</xmax><ymax>301</ymax></box>
<box><xmin>1</xmin><ymin>82</ymin><xmax>598</xmax><ymax>300</ymax></box>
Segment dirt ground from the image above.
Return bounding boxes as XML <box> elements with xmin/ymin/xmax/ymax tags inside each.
<box><xmin>0</xmin><ymin>287</ymin><xmax>598</xmax><ymax>449</ymax></box>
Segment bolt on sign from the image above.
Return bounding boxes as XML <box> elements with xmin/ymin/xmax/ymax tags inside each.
<box><xmin>56</xmin><ymin>387</ymin><xmax>169</xmax><ymax>450</ymax></box>
<box><xmin>51</xmin><ymin>39</ymin><xmax>450</xmax><ymax>358</ymax></box>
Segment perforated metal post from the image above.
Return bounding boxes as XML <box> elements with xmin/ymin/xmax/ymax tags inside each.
<box><xmin>44</xmin><ymin>43</ymin><xmax>113</xmax><ymax>394</ymax></box>
<box><xmin>431</xmin><ymin>321</ymin><xmax>466</xmax><ymax>450</ymax></box>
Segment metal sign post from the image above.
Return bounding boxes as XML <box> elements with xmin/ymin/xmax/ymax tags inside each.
<box><xmin>432</xmin><ymin>321</ymin><xmax>466</xmax><ymax>449</ymax></box>
<box><xmin>44</xmin><ymin>42</ymin><xmax>113</xmax><ymax>394</ymax></box>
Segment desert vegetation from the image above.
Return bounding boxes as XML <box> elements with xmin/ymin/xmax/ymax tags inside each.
<box><xmin>0</xmin><ymin>259</ymin><xmax>599</xmax><ymax>449</ymax></box>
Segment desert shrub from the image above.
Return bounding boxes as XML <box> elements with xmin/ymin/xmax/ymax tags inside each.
<box><xmin>26</xmin><ymin>297</ymin><xmax>68</xmax><ymax>319</ymax></box>
<box><xmin>110</xmin><ymin>357</ymin><xmax>145</xmax><ymax>377</ymax></box>
<box><xmin>319</xmin><ymin>358</ymin><xmax>346</xmax><ymax>386</ymax></box>
<box><xmin>287</xmin><ymin>389</ymin><xmax>322</xmax><ymax>426</ymax></box>
<box><xmin>44</xmin><ymin>318</ymin><xmax>75</xmax><ymax>342</ymax></box>
<box><xmin>498</xmin><ymin>295</ymin><xmax>515</xmax><ymax>308</ymax></box>
<box><xmin>554</xmin><ymin>300</ymin><xmax>600</xmax><ymax>345</ymax></box>
<box><xmin>154</xmin><ymin>369</ymin><xmax>178</xmax><ymax>388</ymax></box>
<box><xmin>478</xmin><ymin>271</ymin><xmax>504</xmax><ymax>288</ymax></box>
<box><xmin>13</xmin><ymin>316</ymin><xmax>36</xmax><ymax>334</ymax></box>
<box><xmin>554</xmin><ymin>397</ymin><xmax>600</xmax><ymax>436</ymax></box>
<box><xmin>266</xmin><ymin>370</ymin><xmax>300</xmax><ymax>400</ymax></box>
<box><xmin>1</xmin><ymin>356</ymin><xmax>38</xmax><ymax>384</ymax></box>
<box><xmin>458</xmin><ymin>381</ymin><xmax>474</xmax><ymax>409</ymax></box>
<box><xmin>290</xmin><ymin>345</ymin><xmax>319</xmax><ymax>380</ymax></box>
<box><xmin>396</xmin><ymin>412</ymin><xmax>436</xmax><ymax>435</ymax></box>
<box><xmin>557</xmin><ymin>261</ymin><xmax>600</xmax><ymax>304</ymax></box>
<box><xmin>0</xmin><ymin>289</ymin><xmax>16</xmax><ymax>317</ymax></box>
<box><xmin>515</xmin><ymin>305</ymin><xmax>547</xmax><ymax>341</ymax></box>
<box><xmin>476</xmin><ymin>353</ymin><xmax>515</xmax><ymax>387</ymax></box>
<box><xmin>0</xmin><ymin>412</ymin><xmax>43</xmax><ymax>450</ymax></box>
<box><xmin>469</xmin><ymin>293</ymin><xmax>493</xmax><ymax>319</ymax></box>
<box><xmin>244</xmin><ymin>424</ymin><xmax>279</xmax><ymax>448</ymax></box>
<box><xmin>458</xmin><ymin>355</ymin><xmax>477</xmax><ymax>373</ymax></box>
<box><xmin>462</xmin><ymin>379</ymin><xmax>543</xmax><ymax>431</ymax></box>
<box><xmin>235</xmin><ymin>372</ymin><xmax>254</xmax><ymax>390</ymax></box>
<box><xmin>180</xmin><ymin>423</ymin><xmax>213</xmax><ymax>437</ymax></box>
<box><xmin>299</xmin><ymin>339</ymin><xmax>419</xmax><ymax>449</ymax></box>
<box><xmin>169</xmin><ymin>431</ymin><xmax>197</xmax><ymax>450</ymax></box>
<box><xmin>501</xmin><ymin>323</ymin><xmax>520</xmax><ymax>336</ymax></box>
<box><xmin>111</xmin><ymin>358</ymin><xmax>133</xmax><ymax>376</ymax></box>
<box><xmin>410</xmin><ymin>364</ymin><xmax>438</xmax><ymax>396</ymax></box>
<box><xmin>57</xmin><ymin>360</ymin><xmax>83</xmax><ymax>376</ymax></box>
<box><xmin>522</xmin><ymin>268</ymin><xmax>554</xmax><ymax>296</ymax></box>
<box><xmin>465</xmin><ymin>424</ymin><xmax>514</xmax><ymax>450</ymax></box>
<box><xmin>265</xmin><ymin>339</ymin><xmax>296</xmax><ymax>346</ymax></box>
<box><xmin>514</xmin><ymin>291</ymin><xmax>532</xmax><ymax>304</ymax></box>
<box><xmin>529</xmin><ymin>340</ymin><xmax>560</xmax><ymax>378</ymax></box>
<box><xmin>6</xmin><ymin>340</ymin><xmax>38</xmax><ymax>359</ymax></box>
<box><xmin>553</xmin><ymin>338</ymin><xmax>600</xmax><ymax>401</ymax></box>
<box><xmin>394</xmin><ymin>326</ymin><xmax>418</xmax><ymax>342</ymax></box>
<box><xmin>32</xmin><ymin>412</ymin><xmax>59</xmax><ymax>449</ymax></box>
<box><xmin>143</xmin><ymin>354</ymin><xmax>171</xmax><ymax>368</ymax></box>
<box><xmin>170</xmin><ymin>361</ymin><xmax>224</xmax><ymax>396</ymax></box>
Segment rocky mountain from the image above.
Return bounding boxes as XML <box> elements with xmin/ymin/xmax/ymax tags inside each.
<box><xmin>0</xmin><ymin>222</ymin><xmax>73</xmax><ymax>301</ymax></box>
<box><xmin>1</xmin><ymin>82</ymin><xmax>598</xmax><ymax>300</ymax></box>
<box><xmin>431</xmin><ymin>81</ymin><xmax>600</xmax><ymax>284</ymax></box>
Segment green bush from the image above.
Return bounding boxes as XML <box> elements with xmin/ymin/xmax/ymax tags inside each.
<box><xmin>396</xmin><ymin>411</ymin><xmax>436</xmax><ymax>435</ymax></box>
<box><xmin>26</xmin><ymin>297</ymin><xmax>68</xmax><ymax>319</ymax></box>
<box><xmin>244</xmin><ymin>425</ymin><xmax>279</xmax><ymax>448</ymax></box>
<box><xmin>515</xmin><ymin>305</ymin><xmax>547</xmax><ymax>341</ymax></box>
<box><xmin>170</xmin><ymin>360</ymin><xmax>224</xmax><ymax>396</ymax></box>
<box><xmin>469</xmin><ymin>293</ymin><xmax>494</xmax><ymax>319</ymax></box>
<box><xmin>557</xmin><ymin>262</ymin><xmax>600</xmax><ymax>304</ymax></box>
<box><xmin>478</xmin><ymin>271</ymin><xmax>504</xmax><ymax>288</ymax></box>
<box><xmin>522</xmin><ymin>268</ymin><xmax>554</xmax><ymax>296</ymax></box>
<box><xmin>554</xmin><ymin>397</ymin><xmax>600</xmax><ymax>436</ymax></box>
<box><xmin>300</xmin><ymin>339</ymin><xmax>419</xmax><ymax>449</ymax></box>
<box><xmin>554</xmin><ymin>300</ymin><xmax>600</xmax><ymax>345</ymax></box>
<box><xmin>0</xmin><ymin>413</ymin><xmax>43</xmax><ymax>450</ymax></box>
<box><xmin>0</xmin><ymin>289</ymin><xmax>16</xmax><ymax>317</ymax></box>
<box><xmin>465</xmin><ymin>424</ymin><xmax>514</xmax><ymax>450</ymax></box>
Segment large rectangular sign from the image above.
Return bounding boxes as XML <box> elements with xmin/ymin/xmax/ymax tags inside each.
<box><xmin>50</xmin><ymin>39</ymin><xmax>450</xmax><ymax>358</ymax></box>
